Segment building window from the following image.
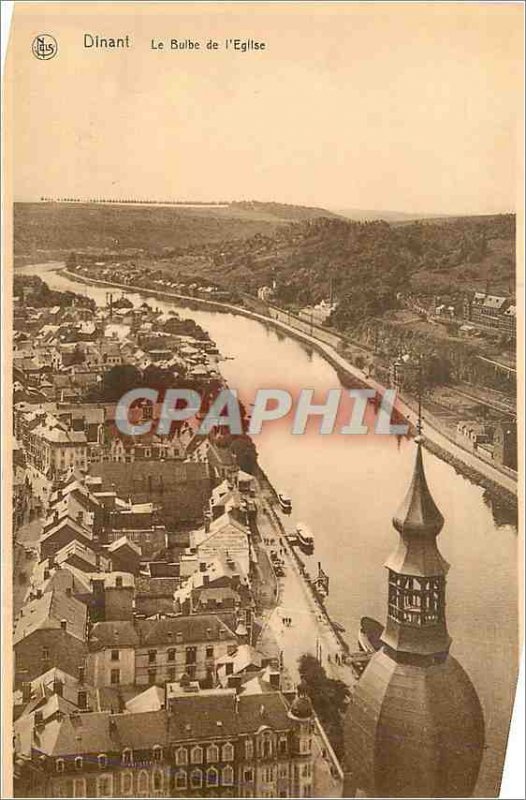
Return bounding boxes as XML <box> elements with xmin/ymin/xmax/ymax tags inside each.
<box><xmin>175</xmin><ymin>747</ymin><xmax>187</xmax><ymax>766</ymax></box>
<box><xmin>148</xmin><ymin>649</ymin><xmax>157</xmax><ymax>663</ymax></box>
<box><xmin>206</xmin><ymin>743</ymin><xmax>219</xmax><ymax>763</ymax></box>
<box><xmin>187</xmin><ymin>665</ymin><xmax>196</xmax><ymax>679</ymax></box>
<box><xmin>121</xmin><ymin>748</ymin><xmax>133</xmax><ymax>766</ymax></box>
<box><xmin>97</xmin><ymin>754</ymin><xmax>108</xmax><ymax>769</ymax></box>
<box><xmin>222</xmin><ymin>742</ymin><xmax>234</xmax><ymax>762</ymax></box>
<box><xmin>245</xmin><ymin>739</ymin><xmax>254</xmax><ymax>760</ymax></box>
<box><xmin>263</xmin><ymin>766</ymin><xmax>275</xmax><ymax>782</ymax></box>
<box><xmin>56</xmin><ymin>758</ymin><xmax>65</xmax><ymax>773</ymax></box>
<box><xmin>259</xmin><ymin>731</ymin><xmax>273</xmax><ymax>758</ymax></box>
<box><xmin>96</xmin><ymin>774</ymin><xmax>113</xmax><ymax>797</ymax></box>
<box><xmin>185</xmin><ymin>646</ymin><xmax>197</xmax><ymax>664</ymax></box>
<box><xmin>302</xmin><ymin>785</ymin><xmax>312</xmax><ymax>797</ymax></box>
<box><xmin>115</xmin><ymin>576</ymin><xmax>123</xmax><ymax>588</ymax></box>
<box><xmin>73</xmin><ymin>777</ymin><xmax>87</xmax><ymax>797</ymax></box>
<box><xmin>279</xmin><ymin>764</ymin><xmax>288</xmax><ymax>778</ymax></box>
<box><xmin>111</xmin><ymin>649</ymin><xmax>119</xmax><ymax>661</ymax></box>
<box><xmin>75</xmin><ymin>756</ymin><xmax>83</xmax><ymax>770</ymax></box>
<box><xmin>153</xmin><ymin>745</ymin><xmax>163</xmax><ymax>761</ymax></box>
<box><xmin>120</xmin><ymin>771</ymin><xmax>133</xmax><ymax>796</ymax></box>
<box><xmin>168</xmin><ymin>667</ymin><xmax>176</xmax><ymax>682</ymax></box>
<box><xmin>205</xmin><ymin>646</ymin><xmax>214</xmax><ymax>659</ymax></box>
<box><xmin>110</xmin><ymin>669</ymin><xmax>120</xmax><ymax>685</ymax></box>
<box><xmin>190</xmin><ymin>745</ymin><xmax>203</xmax><ymax>764</ymax></box>
<box><xmin>137</xmin><ymin>770</ymin><xmax>149</xmax><ymax>796</ymax></box>
<box><xmin>190</xmin><ymin>769</ymin><xmax>202</xmax><ymax>788</ymax></box>
<box><xmin>42</xmin><ymin>647</ymin><xmax>50</xmax><ymax>661</ymax></box>
<box><xmin>175</xmin><ymin>770</ymin><xmax>187</xmax><ymax>789</ymax></box>
<box><xmin>148</xmin><ymin>669</ymin><xmax>156</xmax><ymax>685</ymax></box>
<box><xmin>243</xmin><ymin>768</ymin><xmax>253</xmax><ymax>784</ymax></box>
<box><xmin>279</xmin><ymin>736</ymin><xmax>288</xmax><ymax>755</ymax></box>
<box><xmin>222</xmin><ymin>765</ymin><xmax>234</xmax><ymax>786</ymax></box>
<box><xmin>167</xmin><ymin>648</ymin><xmax>176</xmax><ymax>661</ymax></box>
<box><xmin>207</xmin><ymin>767</ymin><xmax>219</xmax><ymax>787</ymax></box>
<box><xmin>152</xmin><ymin>769</ymin><xmax>163</xmax><ymax>792</ymax></box>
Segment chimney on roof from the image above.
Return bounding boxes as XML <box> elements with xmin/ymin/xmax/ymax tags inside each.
<box><xmin>203</xmin><ymin>574</ymin><xmax>210</xmax><ymax>587</ymax></box>
<box><xmin>77</xmin><ymin>511</ymin><xmax>83</xmax><ymax>525</ymax></box>
<box><xmin>77</xmin><ymin>690</ymin><xmax>87</xmax><ymax>710</ymax></box>
<box><xmin>34</xmin><ymin>710</ymin><xmax>44</xmax><ymax>730</ymax></box>
<box><xmin>53</xmin><ymin>678</ymin><xmax>64</xmax><ymax>697</ymax></box>
<box><xmin>43</xmin><ymin>569</ymin><xmax>50</xmax><ymax>581</ymax></box>
<box><xmin>78</xmin><ymin>665</ymin><xmax>86</xmax><ymax>684</ymax></box>
<box><xmin>199</xmin><ymin>561</ymin><xmax>206</xmax><ymax>573</ymax></box>
<box><xmin>54</xmin><ymin>510</ymin><xmax>59</xmax><ymax>523</ymax></box>
<box><xmin>60</xmin><ymin>619</ymin><xmax>67</xmax><ymax>632</ymax></box>
<box><xmin>268</xmin><ymin>670</ymin><xmax>280</xmax><ymax>690</ymax></box>
<box><xmin>21</xmin><ymin>682</ymin><xmax>32</xmax><ymax>703</ymax></box>
<box><xmin>66</xmin><ymin>587</ymin><xmax>72</xmax><ymax>598</ymax></box>
<box><xmin>35</xmin><ymin>588</ymin><xmax>43</xmax><ymax>599</ymax></box>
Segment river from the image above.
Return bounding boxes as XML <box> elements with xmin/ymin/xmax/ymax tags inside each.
<box><xmin>19</xmin><ymin>264</ymin><xmax>519</xmax><ymax>797</ymax></box>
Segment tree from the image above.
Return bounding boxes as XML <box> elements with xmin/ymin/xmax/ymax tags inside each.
<box><xmin>99</xmin><ymin>364</ymin><xmax>143</xmax><ymax>401</ymax></box>
<box><xmin>298</xmin><ymin>653</ymin><xmax>350</xmax><ymax>760</ymax></box>
<box><xmin>229</xmin><ymin>435</ymin><xmax>258</xmax><ymax>474</ymax></box>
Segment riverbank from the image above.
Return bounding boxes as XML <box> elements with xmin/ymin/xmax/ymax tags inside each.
<box><xmin>58</xmin><ymin>266</ymin><xmax>518</xmax><ymax>503</ymax></box>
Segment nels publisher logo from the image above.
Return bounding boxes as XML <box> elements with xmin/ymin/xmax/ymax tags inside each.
<box><xmin>32</xmin><ymin>34</ymin><xmax>58</xmax><ymax>60</ymax></box>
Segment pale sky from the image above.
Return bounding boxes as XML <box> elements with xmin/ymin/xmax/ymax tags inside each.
<box><xmin>7</xmin><ymin>2</ymin><xmax>524</xmax><ymax>215</ymax></box>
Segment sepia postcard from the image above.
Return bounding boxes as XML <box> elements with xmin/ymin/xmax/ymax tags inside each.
<box><xmin>2</xmin><ymin>2</ymin><xmax>524</xmax><ymax>798</ymax></box>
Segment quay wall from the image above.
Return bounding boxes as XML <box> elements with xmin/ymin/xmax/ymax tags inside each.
<box><xmin>256</xmin><ymin>464</ymin><xmax>352</xmax><ymax>657</ymax></box>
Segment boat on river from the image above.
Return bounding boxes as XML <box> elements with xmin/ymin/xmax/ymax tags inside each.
<box><xmin>296</xmin><ymin>522</ymin><xmax>314</xmax><ymax>551</ymax></box>
<box><xmin>277</xmin><ymin>492</ymin><xmax>292</xmax><ymax>513</ymax></box>
<box><xmin>358</xmin><ymin>616</ymin><xmax>384</xmax><ymax>654</ymax></box>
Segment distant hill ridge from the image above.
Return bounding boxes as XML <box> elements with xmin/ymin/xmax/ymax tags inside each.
<box><xmin>14</xmin><ymin>200</ymin><xmax>341</xmax><ymax>254</ymax></box>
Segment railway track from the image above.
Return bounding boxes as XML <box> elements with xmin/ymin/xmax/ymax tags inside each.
<box><xmin>446</xmin><ymin>385</ymin><xmax>516</xmax><ymax>417</ymax></box>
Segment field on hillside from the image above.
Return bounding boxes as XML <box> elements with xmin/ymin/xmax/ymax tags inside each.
<box><xmin>13</xmin><ymin>201</ymin><xmax>339</xmax><ymax>254</ymax></box>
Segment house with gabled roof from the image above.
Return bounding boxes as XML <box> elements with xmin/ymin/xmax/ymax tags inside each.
<box><xmin>14</xmin><ymin>590</ymin><xmax>88</xmax><ymax>684</ymax></box>
<box><xmin>190</xmin><ymin>511</ymin><xmax>251</xmax><ymax>575</ymax></box>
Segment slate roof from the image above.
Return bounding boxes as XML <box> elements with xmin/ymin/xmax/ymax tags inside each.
<box><xmin>14</xmin><ymin>591</ymin><xmax>88</xmax><ymax>645</ymax></box>
<box><xmin>40</xmin><ymin>517</ymin><xmax>94</xmax><ymax>546</ymax></box>
<box><xmin>136</xmin><ymin>614</ymin><xmax>236</xmax><ymax>647</ymax></box>
<box><xmin>107</xmin><ymin>535</ymin><xmax>142</xmax><ymax>557</ymax></box>
<box><xmin>89</xmin><ymin>621</ymin><xmax>140</xmax><ymax>651</ymax></box>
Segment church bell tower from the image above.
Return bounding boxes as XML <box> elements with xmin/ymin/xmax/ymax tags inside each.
<box><xmin>343</xmin><ymin>436</ymin><xmax>485</xmax><ymax>798</ymax></box>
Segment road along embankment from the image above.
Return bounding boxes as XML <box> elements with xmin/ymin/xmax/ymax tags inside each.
<box><xmin>59</xmin><ymin>268</ymin><xmax>518</xmax><ymax>502</ymax></box>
